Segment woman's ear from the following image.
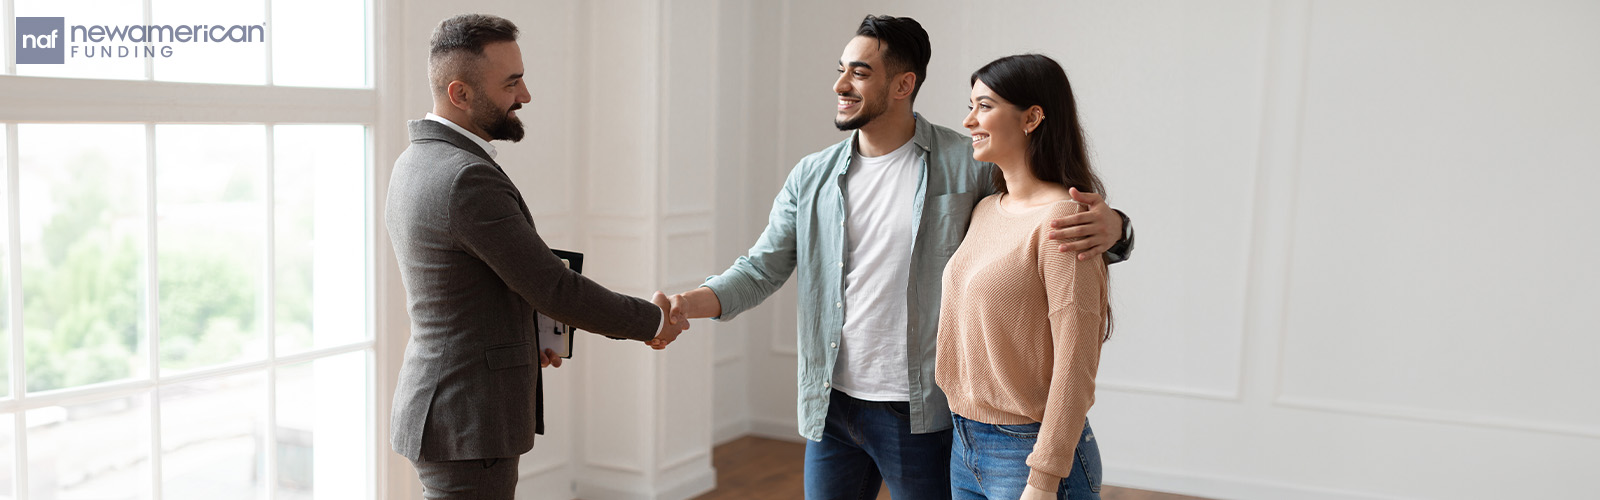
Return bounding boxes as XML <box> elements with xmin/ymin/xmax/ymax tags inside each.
<box><xmin>1024</xmin><ymin>105</ymin><xmax>1045</xmax><ymax>133</ymax></box>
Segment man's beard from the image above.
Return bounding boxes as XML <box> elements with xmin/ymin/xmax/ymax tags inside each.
<box><xmin>473</xmin><ymin>93</ymin><xmax>525</xmax><ymax>142</ymax></box>
<box><xmin>833</xmin><ymin>91</ymin><xmax>888</xmax><ymax>131</ymax></box>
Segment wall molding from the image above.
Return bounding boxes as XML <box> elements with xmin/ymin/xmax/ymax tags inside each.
<box><xmin>582</xmin><ymin>460</ymin><xmax>645</xmax><ymax>475</ymax></box>
<box><xmin>1243</xmin><ymin>0</ymin><xmax>1600</xmax><ymax>443</ymax></box>
<box><xmin>576</xmin><ymin>466</ymin><xmax>716</xmax><ymax>500</ymax></box>
<box><xmin>518</xmin><ymin>459</ymin><xmax>569</xmax><ymax>481</ymax></box>
<box><xmin>660</xmin><ymin>449</ymin><xmax>710</xmax><ymax>472</ymax></box>
<box><xmin>658</xmin><ymin>466</ymin><xmax>717</xmax><ymax>500</ymax></box>
<box><xmin>1098</xmin><ymin>380</ymin><xmax>1239</xmax><ymax>402</ymax></box>
<box><xmin>747</xmin><ymin>415</ymin><xmax>802</xmax><ymax>443</ymax></box>
<box><xmin>515</xmin><ymin>462</ymin><xmax>576</xmax><ymax>500</ymax></box>
<box><xmin>713</xmin><ymin>417</ymin><xmax>751</xmax><ymax>445</ymax></box>
<box><xmin>663</xmin><ymin>229</ymin><xmax>714</xmax><ymax>286</ymax></box>
<box><xmin>1273</xmin><ymin>395</ymin><xmax>1600</xmax><ymax>440</ymax></box>
<box><xmin>1108</xmin><ymin>464</ymin><xmax>1407</xmax><ymax>500</ymax></box>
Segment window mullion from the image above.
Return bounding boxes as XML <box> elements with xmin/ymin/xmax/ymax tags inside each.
<box><xmin>0</xmin><ymin>77</ymin><xmax>378</xmax><ymax>125</ymax></box>
<box><xmin>143</xmin><ymin>0</ymin><xmax>154</xmax><ymax>81</ymax></box>
<box><xmin>264</xmin><ymin>0</ymin><xmax>276</xmax><ymax>87</ymax></box>
<box><xmin>4</xmin><ymin>0</ymin><xmax>15</xmax><ymax>75</ymax></box>
<box><xmin>145</xmin><ymin>122</ymin><xmax>163</xmax><ymax>500</ymax></box>
<box><xmin>264</xmin><ymin>123</ymin><xmax>280</xmax><ymax>500</ymax></box>
<box><xmin>7</xmin><ymin>121</ymin><xmax>29</xmax><ymax>500</ymax></box>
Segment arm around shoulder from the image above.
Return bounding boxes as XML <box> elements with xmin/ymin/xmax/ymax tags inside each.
<box><xmin>1047</xmin><ymin>188</ymin><xmax>1133</xmax><ymax>262</ymax></box>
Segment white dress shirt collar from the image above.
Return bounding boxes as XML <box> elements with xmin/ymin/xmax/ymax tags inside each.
<box><xmin>424</xmin><ymin>112</ymin><xmax>498</xmax><ymax>160</ymax></box>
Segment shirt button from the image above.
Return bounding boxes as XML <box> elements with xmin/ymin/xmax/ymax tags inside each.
<box><xmin>830</xmin><ymin>342</ymin><xmax>838</xmax><ymax>348</ymax></box>
<box><xmin>837</xmin><ymin>262</ymin><xmax>844</xmax><ymax>268</ymax></box>
<box><xmin>835</xmin><ymin>302</ymin><xmax>842</xmax><ymax>308</ymax></box>
<box><xmin>823</xmin><ymin>381</ymin><xmax>831</xmax><ymax>389</ymax></box>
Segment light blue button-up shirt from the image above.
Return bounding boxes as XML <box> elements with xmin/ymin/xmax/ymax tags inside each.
<box><xmin>704</xmin><ymin>115</ymin><xmax>995</xmax><ymax>440</ymax></box>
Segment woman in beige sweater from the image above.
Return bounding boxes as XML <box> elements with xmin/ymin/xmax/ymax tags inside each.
<box><xmin>936</xmin><ymin>54</ymin><xmax>1112</xmax><ymax>500</ymax></box>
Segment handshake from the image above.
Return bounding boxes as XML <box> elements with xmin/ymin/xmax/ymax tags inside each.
<box><xmin>645</xmin><ymin>288</ymin><xmax>718</xmax><ymax>350</ymax></box>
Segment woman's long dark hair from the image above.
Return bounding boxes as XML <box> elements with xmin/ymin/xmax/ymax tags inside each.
<box><xmin>972</xmin><ymin>53</ymin><xmax>1113</xmax><ymax>341</ymax></box>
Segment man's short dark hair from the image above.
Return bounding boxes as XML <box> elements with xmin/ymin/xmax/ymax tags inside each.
<box><xmin>855</xmin><ymin>15</ymin><xmax>932</xmax><ymax>101</ymax></box>
<box><xmin>428</xmin><ymin>14</ymin><xmax>519</xmax><ymax>97</ymax></box>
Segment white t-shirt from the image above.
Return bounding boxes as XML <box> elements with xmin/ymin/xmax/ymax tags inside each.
<box><xmin>833</xmin><ymin>139</ymin><xmax>921</xmax><ymax>401</ymax></box>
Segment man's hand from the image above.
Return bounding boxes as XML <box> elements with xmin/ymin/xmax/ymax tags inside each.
<box><xmin>539</xmin><ymin>348</ymin><xmax>563</xmax><ymax>368</ymax></box>
<box><xmin>647</xmin><ymin>291</ymin><xmax>688</xmax><ymax>350</ymax></box>
<box><xmin>647</xmin><ymin>288</ymin><xmax>724</xmax><ymax>350</ymax></box>
<box><xmin>1047</xmin><ymin>187</ymin><xmax>1124</xmax><ymax>261</ymax></box>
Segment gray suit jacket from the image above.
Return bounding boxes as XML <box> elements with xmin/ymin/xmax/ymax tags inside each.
<box><xmin>386</xmin><ymin>119</ymin><xmax>660</xmax><ymax>461</ymax></box>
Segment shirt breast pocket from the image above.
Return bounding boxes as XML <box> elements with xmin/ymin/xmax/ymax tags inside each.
<box><xmin>928</xmin><ymin>192</ymin><xmax>978</xmax><ymax>257</ymax></box>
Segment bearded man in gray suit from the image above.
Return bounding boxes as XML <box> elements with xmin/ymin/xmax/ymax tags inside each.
<box><xmin>386</xmin><ymin>14</ymin><xmax>686</xmax><ymax>499</ymax></box>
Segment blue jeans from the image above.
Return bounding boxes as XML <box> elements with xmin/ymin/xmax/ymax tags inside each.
<box><xmin>950</xmin><ymin>413</ymin><xmax>1102</xmax><ymax>500</ymax></box>
<box><xmin>804</xmin><ymin>389</ymin><xmax>953</xmax><ymax>500</ymax></box>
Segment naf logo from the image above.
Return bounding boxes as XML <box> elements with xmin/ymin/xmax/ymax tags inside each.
<box><xmin>16</xmin><ymin>17</ymin><xmax>66</xmax><ymax>64</ymax></box>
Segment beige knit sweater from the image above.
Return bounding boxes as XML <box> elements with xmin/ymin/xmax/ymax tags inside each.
<box><xmin>935</xmin><ymin>195</ymin><xmax>1107</xmax><ymax>491</ymax></box>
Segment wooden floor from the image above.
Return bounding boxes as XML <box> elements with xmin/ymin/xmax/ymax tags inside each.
<box><xmin>695</xmin><ymin>436</ymin><xmax>1212</xmax><ymax>500</ymax></box>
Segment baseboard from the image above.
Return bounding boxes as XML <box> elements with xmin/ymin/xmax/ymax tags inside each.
<box><xmin>575</xmin><ymin>466</ymin><xmax>716</xmax><ymax>500</ymax></box>
<box><xmin>658</xmin><ymin>466</ymin><xmax>717</xmax><ymax>500</ymax></box>
<box><xmin>1107</xmin><ymin>465</ymin><xmax>1408</xmax><ymax>500</ymax></box>
<box><xmin>746</xmin><ymin>416</ymin><xmax>805</xmax><ymax>443</ymax></box>
<box><xmin>516</xmin><ymin>463</ymin><xmax>576</xmax><ymax>499</ymax></box>
<box><xmin>714</xmin><ymin>418</ymin><xmax>752</xmax><ymax>445</ymax></box>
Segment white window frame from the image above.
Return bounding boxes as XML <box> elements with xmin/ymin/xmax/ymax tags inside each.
<box><xmin>0</xmin><ymin>0</ymin><xmax>404</xmax><ymax>497</ymax></box>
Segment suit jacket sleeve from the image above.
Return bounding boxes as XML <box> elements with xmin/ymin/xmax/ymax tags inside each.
<box><xmin>447</xmin><ymin>162</ymin><xmax>660</xmax><ymax>341</ymax></box>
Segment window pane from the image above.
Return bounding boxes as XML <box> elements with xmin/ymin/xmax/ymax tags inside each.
<box><xmin>151</xmin><ymin>0</ymin><xmax>268</xmax><ymax>85</ymax></box>
<box><xmin>272</xmin><ymin>0</ymin><xmax>367</xmax><ymax>88</ymax></box>
<box><xmin>18</xmin><ymin>124</ymin><xmax>147</xmax><ymax>393</ymax></box>
<box><xmin>0</xmin><ymin>414</ymin><xmax>14</xmax><ymax>498</ymax></box>
<box><xmin>274</xmin><ymin>125</ymin><xmax>366</xmax><ymax>354</ymax></box>
<box><xmin>276</xmin><ymin>351</ymin><xmax>369</xmax><ymax>499</ymax></box>
<box><xmin>14</xmin><ymin>0</ymin><xmax>146</xmax><ymax>81</ymax></box>
<box><xmin>27</xmin><ymin>394</ymin><xmax>153</xmax><ymax>499</ymax></box>
<box><xmin>0</xmin><ymin>128</ymin><xmax>9</xmax><ymax>399</ymax></box>
<box><xmin>160</xmin><ymin>371</ymin><xmax>267</xmax><ymax>499</ymax></box>
<box><xmin>155</xmin><ymin>125</ymin><xmax>265</xmax><ymax>372</ymax></box>
<box><xmin>1</xmin><ymin>8</ymin><xmax>9</xmax><ymax>75</ymax></box>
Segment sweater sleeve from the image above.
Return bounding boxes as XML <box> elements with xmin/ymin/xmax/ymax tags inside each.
<box><xmin>1026</xmin><ymin>201</ymin><xmax>1107</xmax><ymax>491</ymax></box>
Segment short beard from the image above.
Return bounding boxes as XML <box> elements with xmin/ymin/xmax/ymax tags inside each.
<box><xmin>833</xmin><ymin>92</ymin><xmax>888</xmax><ymax>131</ymax></box>
<box><xmin>472</xmin><ymin>91</ymin><xmax>525</xmax><ymax>142</ymax></box>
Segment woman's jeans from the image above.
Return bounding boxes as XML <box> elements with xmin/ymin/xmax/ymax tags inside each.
<box><xmin>950</xmin><ymin>412</ymin><xmax>1102</xmax><ymax>500</ymax></box>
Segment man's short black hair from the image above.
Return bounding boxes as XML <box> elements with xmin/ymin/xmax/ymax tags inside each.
<box><xmin>855</xmin><ymin>15</ymin><xmax>932</xmax><ymax>101</ymax></box>
<box><xmin>428</xmin><ymin>14</ymin><xmax>519</xmax><ymax>97</ymax></box>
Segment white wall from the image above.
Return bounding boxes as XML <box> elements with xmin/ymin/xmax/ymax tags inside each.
<box><xmin>706</xmin><ymin>1</ymin><xmax>1600</xmax><ymax>499</ymax></box>
<box><xmin>375</xmin><ymin>0</ymin><xmax>1599</xmax><ymax>498</ymax></box>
